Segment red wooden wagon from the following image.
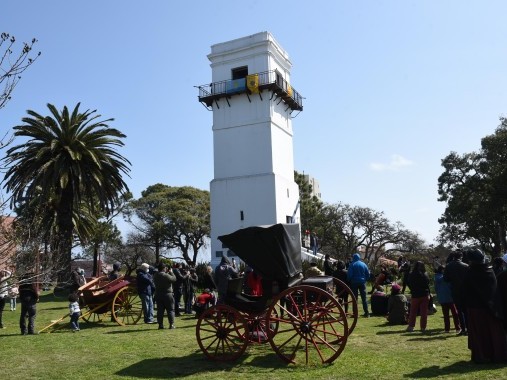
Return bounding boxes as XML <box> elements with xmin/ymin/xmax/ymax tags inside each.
<box><xmin>40</xmin><ymin>275</ymin><xmax>142</xmax><ymax>332</ymax></box>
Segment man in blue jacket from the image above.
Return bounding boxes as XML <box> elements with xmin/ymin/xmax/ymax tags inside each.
<box><xmin>347</xmin><ymin>253</ymin><xmax>371</xmax><ymax>317</ymax></box>
<box><xmin>137</xmin><ymin>263</ymin><xmax>156</xmax><ymax>324</ymax></box>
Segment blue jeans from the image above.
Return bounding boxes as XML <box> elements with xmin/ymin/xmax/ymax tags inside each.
<box><xmin>350</xmin><ymin>282</ymin><xmax>369</xmax><ymax>315</ymax></box>
<box><xmin>70</xmin><ymin>312</ymin><xmax>80</xmax><ymax>330</ymax></box>
<box><xmin>140</xmin><ymin>293</ymin><xmax>154</xmax><ymax>322</ymax></box>
<box><xmin>184</xmin><ymin>291</ymin><xmax>194</xmax><ymax>314</ymax></box>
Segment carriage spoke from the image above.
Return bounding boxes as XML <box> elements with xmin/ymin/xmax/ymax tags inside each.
<box><xmin>196</xmin><ymin>305</ymin><xmax>248</xmax><ymax>361</ymax></box>
<box><xmin>267</xmin><ymin>285</ymin><xmax>349</xmax><ymax>364</ymax></box>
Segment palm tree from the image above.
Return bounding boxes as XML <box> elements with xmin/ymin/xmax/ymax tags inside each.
<box><xmin>2</xmin><ymin>103</ymin><xmax>131</xmax><ymax>272</ymax></box>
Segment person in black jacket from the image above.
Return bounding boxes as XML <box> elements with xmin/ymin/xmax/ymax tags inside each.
<box><xmin>400</xmin><ymin>261</ymin><xmax>411</xmax><ymax>294</ymax></box>
<box><xmin>202</xmin><ymin>265</ymin><xmax>217</xmax><ymax>305</ymax></box>
<box><xmin>19</xmin><ymin>273</ymin><xmax>39</xmax><ymax>335</ymax></box>
<box><xmin>444</xmin><ymin>250</ymin><xmax>469</xmax><ymax>335</ymax></box>
<box><xmin>108</xmin><ymin>262</ymin><xmax>121</xmax><ymax>281</ymax></box>
<box><xmin>406</xmin><ymin>261</ymin><xmax>430</xmax><ymax>332</ymax></box>
<box><xmin>172</xmin><ymin>263</ymin><xmax>185</xmax><ymax>316</ymax></box>
<box><xmin>153</xmin><ymin>262</ymin><xmax>177</xmax><ymax>329</ymax></box>
<box><xmin>183</xmin><ymin>268</ymin><xmax>198</xmax><ymax>314</ymax></box>
<box><xmin>70</xmin><ymin>267</ymin><xmax>86</xmax><ymax>294</ymax></box>
<box><xmin>324</xmin><ymin>255</ymin><xmax>334</xmax><ymax>276</ymax></box>
<box><xmin>214</xmin><ymin>257</ymin><xmax>239</xmax><ymax>304</ymax></box>
<box><xmin>463</xmin><ymin>249</ymin><xmax>507</xmax><ymax>363</ymax></box>
<box><xmin>333</xmin><ymin>261</ymin><xmax>350</xmax><ymax>312</ymax></box>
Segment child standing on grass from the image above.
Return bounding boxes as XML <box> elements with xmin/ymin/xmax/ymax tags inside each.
<box><xmin>68</xmin><ymin>293</ymin><xmax>81</xmax><ymax>332</ymax></box>
<box><xmin>9</xmin><ymin>283</ymin><xmax>18</xmax><ymax>311</ymax></box>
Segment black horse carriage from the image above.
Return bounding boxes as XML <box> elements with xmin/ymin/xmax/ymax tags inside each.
<box><xmin>195</xmin><ymin>224</ymin><xmax>358</xmax><ymax>365</ymax></box>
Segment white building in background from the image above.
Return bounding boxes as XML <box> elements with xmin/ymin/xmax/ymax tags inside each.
<box><xmin>196</xmin><ymin>32</ymin><xmax>304</xmax><ymax>268</ymax></box>
<box><xmin>303</xmin><ymin>174</ymin><xmax>321</xmax><ymax>200</ymax></box>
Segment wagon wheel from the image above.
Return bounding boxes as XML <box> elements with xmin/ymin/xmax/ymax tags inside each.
<box><xmin>196</xmin><ymin>304</ymin><xmax>248</xmax><ymax>361</ymax></box>
<box><xmin>81</xmin><ymin>306</ymin><xmax>104</xmax><ymax>323</ymax></box>
<box><xmin>266</xmin><ymin>285</ymin><xmax>349</xmax><ymax>365</ymax></box>
<box><xmin>332</xmin><ymin>277</ymin><xmax>358</xmax><ymax>334</ymax></box>
<box><xmin>112</xmin><ymin>286</ymin><xmax>143</xmax><ymax>326</ymax></box>
<box><xmin>244</xmin><ymin>309</ymin><xmax>278</xmax><ymax>344</ymax></box>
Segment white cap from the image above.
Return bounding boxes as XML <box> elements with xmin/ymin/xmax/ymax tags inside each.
<box><xmin>141</xmin><ymin>263</ymin><xmax>150</xmax><ymax>271</ymax></box>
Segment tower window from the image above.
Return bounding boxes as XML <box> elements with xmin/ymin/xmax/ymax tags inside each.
<box><xmin>240</xmin><ymin>210</ymin><xmax>244</xmax><ymax>221</ymax></box>
<box><xmin>232</xmin><ymin>66</ymin><xmax>248</xmax><ymax>80</ymax></box>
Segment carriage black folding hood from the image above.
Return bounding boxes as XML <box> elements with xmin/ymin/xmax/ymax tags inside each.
<box><xmin>218</xmin><ymin>223</ymin><xmax>302</xmax><ymax>285</ymax></box>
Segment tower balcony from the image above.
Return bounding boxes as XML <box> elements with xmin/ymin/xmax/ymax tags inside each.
<box><xmin>196</xmin><ymin>70</ymin><xmax>303</xmax><ymax>112</ymax></box>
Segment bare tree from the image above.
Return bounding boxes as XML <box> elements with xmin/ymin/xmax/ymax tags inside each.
<box><xmin>319</xmin><ymin>203</ymin><xmax>427</xmax><ymax>268</ymax></box>
<box><xmin>105</xmin><ymin>232</ymin><xmax>155</xmax><ymax>277</ymax></box>
<box><xmin>0</xmin><ymin>32</ymin><xmax>40</xmax><ymax>111</ymax></box>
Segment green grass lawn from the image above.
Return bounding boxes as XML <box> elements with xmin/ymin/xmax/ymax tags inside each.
<box><xmin>0</xmin><ymin>291</ymin><xmax>506</xmax><ymax>380</ymax></box>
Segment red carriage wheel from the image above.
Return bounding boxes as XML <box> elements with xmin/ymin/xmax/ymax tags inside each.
<box><xmin>112</xmin><ymin>286</ymin><xmax>143</xmax><ymax>326</ymax></box>
<box><xmin>332</xmin><ymin>277</ymin><xmax>358</xmax><ymax>334</ymax></box>
<box><xmin>244</xmin><ymin>309</ymin><xmax>278</xmax><ymax>344</ymax></box>
<box><xmin>196</xmin><ymin>304</ymin><xmax>248</xmax><ymax>361</ymax></box>
<box><xmin>266</xmin><ymin>285</ymin><xmax>349</xmax><ymax>365</ymax></box>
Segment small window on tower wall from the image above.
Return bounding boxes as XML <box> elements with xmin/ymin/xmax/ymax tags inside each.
<box><xmin>232</xmin><ymin>66</ymin><xmax>248</xmax><ymax>80</ymax></box>
<box><xmin>216</xmin><ymin>251</ymin><xmax>223</xmax><ymax>258</ymax></box>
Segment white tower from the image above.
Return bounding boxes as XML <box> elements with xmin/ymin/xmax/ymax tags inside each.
<box><xmin>197</xmin><ymin>32</ymin><xmax>303</xmax><ymax>267</ymax></box>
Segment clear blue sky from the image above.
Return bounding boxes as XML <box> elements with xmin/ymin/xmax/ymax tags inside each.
<box><xmin>2</xmin><ymin>1</ymin><xmax>506</xmax><ymax>247</ymax></box>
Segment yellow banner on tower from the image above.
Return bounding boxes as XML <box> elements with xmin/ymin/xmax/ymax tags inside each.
<box><xmin>246</xmin><ymin>74</ymin><xmax>259</xmax><ymax>94</ymax></box>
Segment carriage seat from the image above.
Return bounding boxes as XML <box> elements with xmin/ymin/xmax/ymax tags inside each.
<box><xmin>301</xmin><ymin>276</ymin><xmax>334</xmax><ymax>293</ymax></box>
<box><xmin>225</xmin><ymin>277</ymin><xmax>267</xmax><ymax>313</ymax></box>
<box><xmin>226</xmin><ymin>277</ymin><xmax>244</xmax><ymax>297</ymax></box>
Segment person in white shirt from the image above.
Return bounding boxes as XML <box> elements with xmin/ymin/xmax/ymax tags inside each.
<box><xmin>0</xmin><ymin>269</ymin><xmax>12</xmax><ymax>328</ymax></box>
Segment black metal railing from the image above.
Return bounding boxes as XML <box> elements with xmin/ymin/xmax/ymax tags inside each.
<box><xmin>196</xmin><ymin>70</ymin><xmax>303</xmax><ymax>111</ymax></box>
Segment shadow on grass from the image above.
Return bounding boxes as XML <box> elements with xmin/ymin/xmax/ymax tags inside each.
<box><xmin>116</xmin><ymin>351</ymin><xmax>288</xmax><ymax>378</ymax></box>
<box><xmin>40</xmin><ymin>306</ymin><xmax>68</xmax><ymax>311</ymax></box>
<box><xmin>106</xmin><ymin>328</ymin><xmax>162</xmax><ymax>334</ymax></box>
<box><xmin>405</xmin><ymin>360</ymin><xmax>506</xmax><ymax>378</ymax></box>
<box><xmin>38</xmin><ymin>293</ymin><xmax>61</xmax><ymax>304</ymax></box>
<box><xmin>376</xmin><ymin>328</ymin><xmax>408</xmax><ymax>335</ymax></box>
<box><xmin>376</xmin><ymin>328</ymin><xmax>459</xmax><ymax>342</ymax></box>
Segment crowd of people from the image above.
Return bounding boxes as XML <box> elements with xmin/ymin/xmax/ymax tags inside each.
<box><xmin>373</xmin><ymin>250</ymin><xmax>507</xmax><ymax>364</ymax></box>
<box><xmin>302</xmin><ymin>249</ymin><xmax>507</xmax><ymax>364</ymax></box>
<box><xmin>1</xmin><ymin>247</ymin><xmax>506</xmax><ymax>365</ymax></box>
<box><xmin>133</xmin><ymin>261</ymin><xmax>216</xmax><ymax>329</ymax></box>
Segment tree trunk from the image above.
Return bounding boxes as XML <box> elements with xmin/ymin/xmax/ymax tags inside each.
<box><xmin>155</xmin><ymin>241</ymin><xmax>160</xmax><ymax>263</ymax></box>
<box><xmin>57</xmin><ymin>187</ymin><xmax>74</xmax><ymax>279</ymax></box>
<box><xmin>93</xmin><ymin>244</ymin><xmax>99</xmax><ymax>277</ymax></box>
